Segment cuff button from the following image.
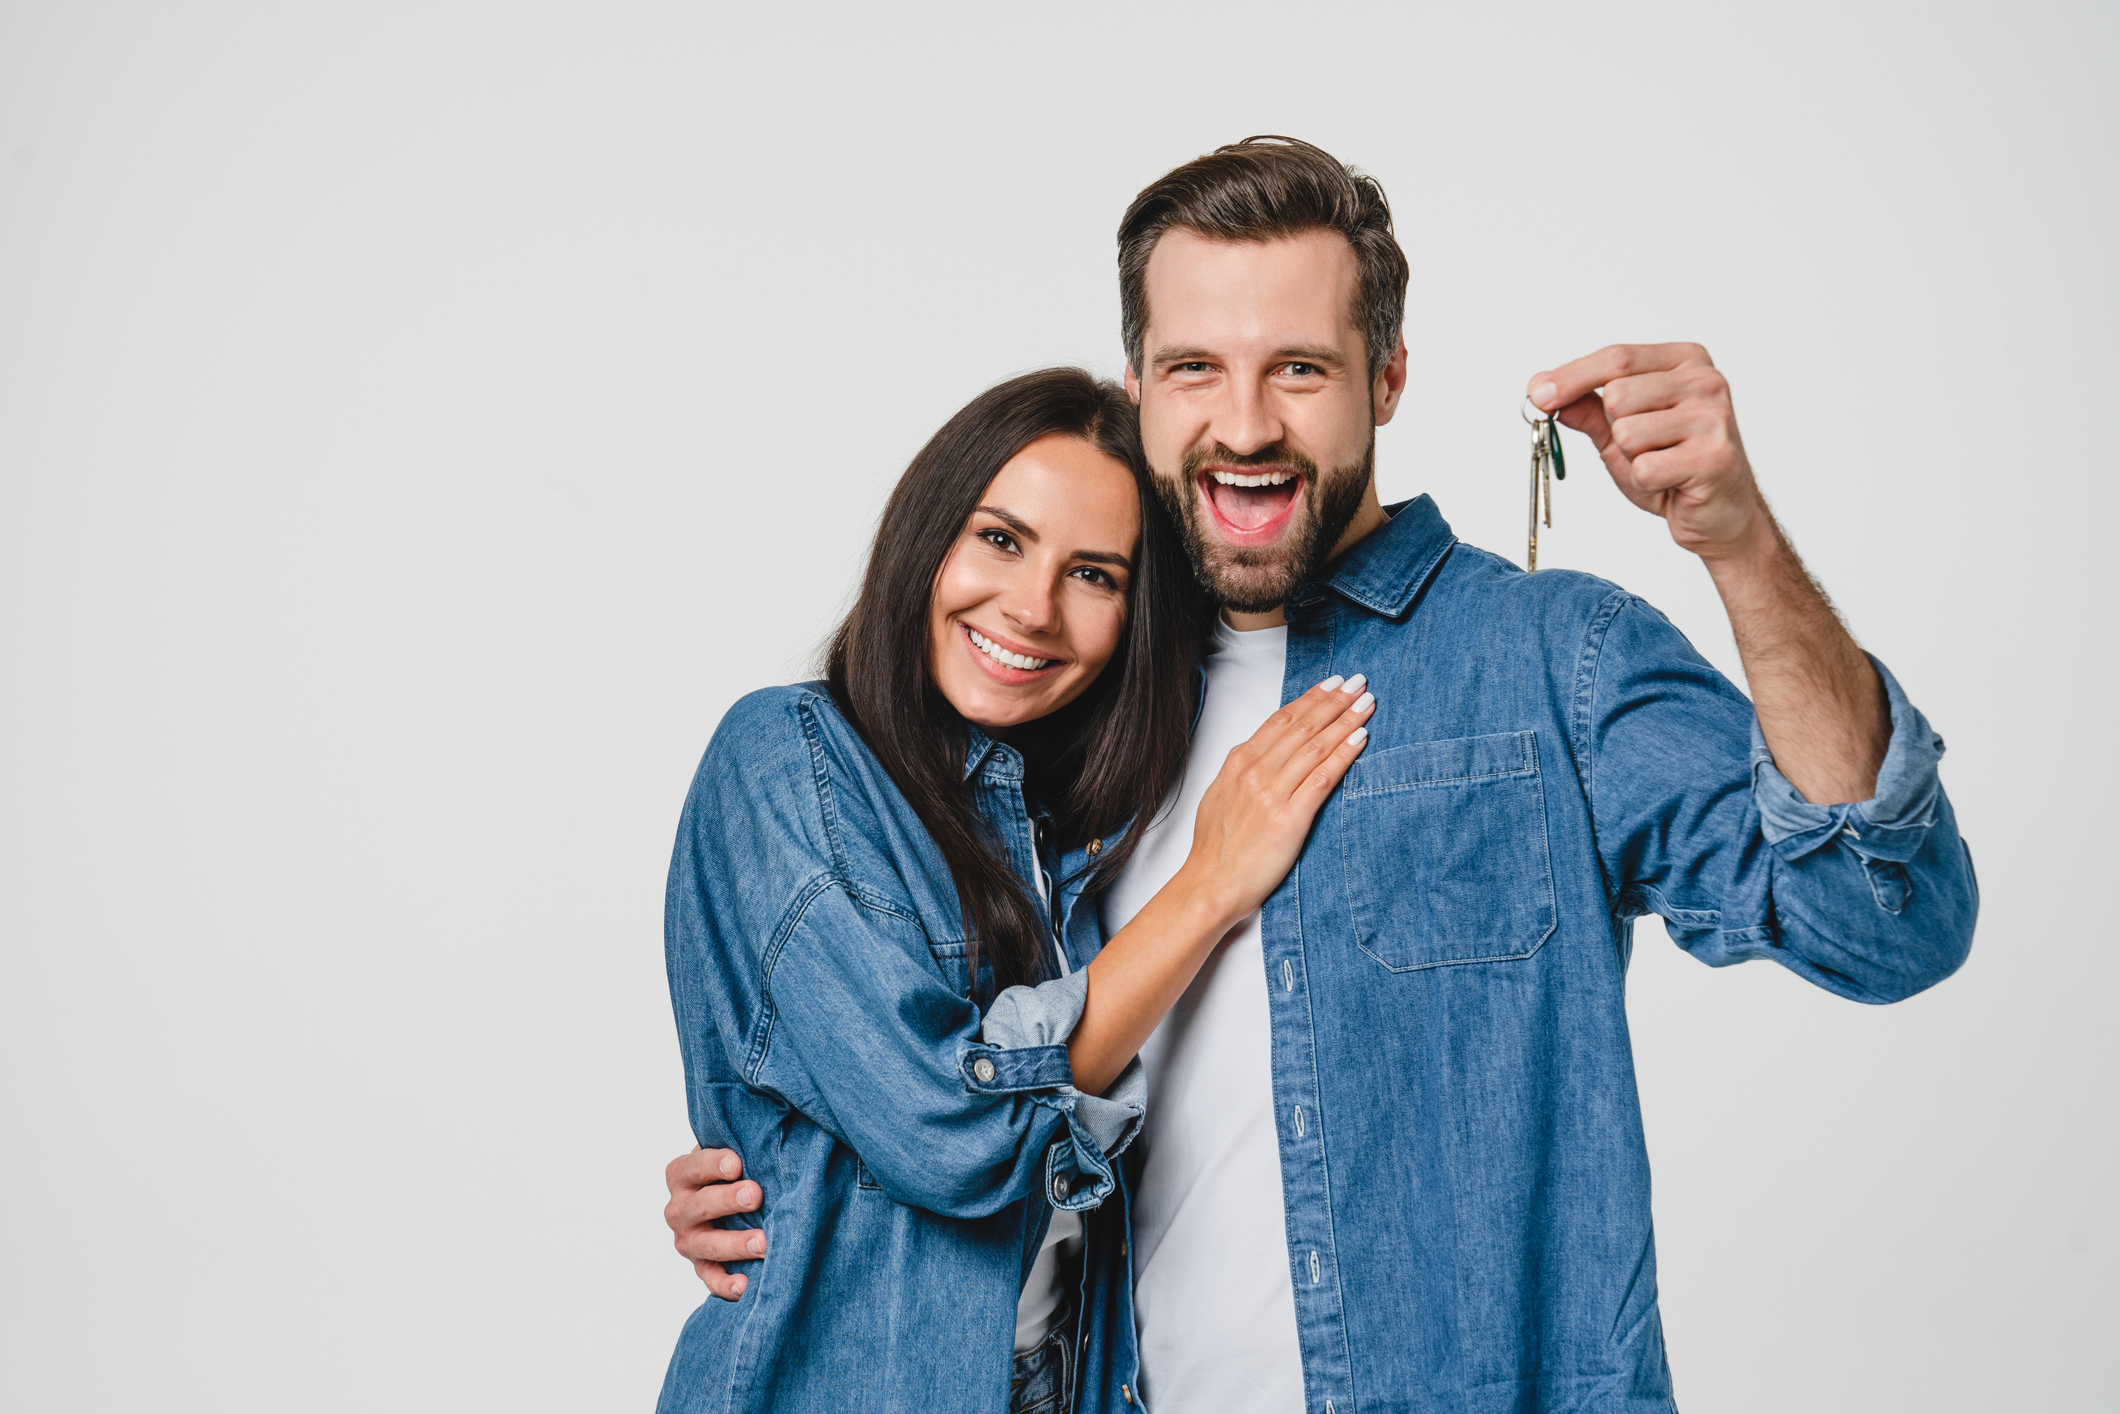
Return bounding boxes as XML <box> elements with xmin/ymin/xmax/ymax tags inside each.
<box><xmin>972</xmin><ymin>1057</ymin><xmax>997</xmax><ymax>1083</ymax></box>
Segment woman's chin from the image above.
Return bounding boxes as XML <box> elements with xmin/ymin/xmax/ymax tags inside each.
<box><xmin>951</xmin><ymin>696</ymin><xmax>1043</xmax><ymax>735</ymax></box>
<box><xmin>940</xmin><ymin>676</ymin><xmax>1076</xmax><ymax>735</ymax></box>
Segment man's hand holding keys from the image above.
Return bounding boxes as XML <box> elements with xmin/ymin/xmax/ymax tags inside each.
<box><xmin>1528</xmin><ymin>342</ymin><xmax>1768</xmax><ymax>561</ymax></box>
<box><xmin>1527</xmin><ymin>341</ymin><xmax>1890</xmax><ymax>807</ymax></box>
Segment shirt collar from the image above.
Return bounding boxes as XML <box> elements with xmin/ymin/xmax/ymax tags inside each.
<box><xmin>1304</xmin><ymin>494</ymin><xmax>1458</xmax><ymax>619</ymax></box>
<box><xmin>961</xmin><ymin>725</ymin><xmax>1022</xmax><ymax>782</ymax></box>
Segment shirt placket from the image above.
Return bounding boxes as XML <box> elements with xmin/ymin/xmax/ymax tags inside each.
<box><xmin>1265</xmin><ymin>595</ymin><xmax>1356</xmax><ymax>1414</ymax></box>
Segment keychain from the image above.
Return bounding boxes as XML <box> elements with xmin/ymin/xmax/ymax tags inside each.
<box><xmin>1522</xmin><ymin>397</ymin><xmax>1566</xmax><ymax>570</ymax></box>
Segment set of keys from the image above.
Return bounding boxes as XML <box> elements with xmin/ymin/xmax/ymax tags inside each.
<box><xmin>1523</xmin><ymin>397</ymin><xmax>1565</xmax><ymax>571</ymax></box>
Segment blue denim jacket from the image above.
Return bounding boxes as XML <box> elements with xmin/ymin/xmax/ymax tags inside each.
<box><xmin>657</xmin><ymin>687</ymin><xmax>1147</xmax><ymax>1414</ymax></box>
<box><xmin>1102</xmin><ymin>496</ymin><xmax>1970</xmax><ymax>1414</ymax></box>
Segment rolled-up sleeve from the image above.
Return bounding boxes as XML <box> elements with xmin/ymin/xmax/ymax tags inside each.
<box><xmin>1585</xmin><ymin>595</ymin><xmax>1978</xmax><ymax>1003</ymax></box>
<box><xmin>982</xmin><ymin>969</ymin><xmax>1147</xmax><ymax>1169</ymax></box>
<box><xmin>750</xmin><ymin>881</ymin><xmax>1132</xmax><ymax>1219</ymax></box>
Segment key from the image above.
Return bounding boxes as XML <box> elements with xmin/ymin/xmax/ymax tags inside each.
<box><xmin>1522</xmin><ymin>397</ymin><xmax>1562</xmax><ymax>571</ymax></box>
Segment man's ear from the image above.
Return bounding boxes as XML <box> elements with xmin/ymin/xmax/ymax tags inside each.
<box><xmin>1123</xmin><ymin>362</ymin><xmax>1141</xmax><ymax>405</ymax></box>
<box><xmin>1372</xmin><ymin>336</ymin><xmax>1409</xmax><ymax>427</ymax></box>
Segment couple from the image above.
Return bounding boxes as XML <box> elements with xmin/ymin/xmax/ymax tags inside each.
<box><xmin>656</xmin><ymin>138</ymin><xmax>1978</xmax><ymax>1414</ymax></box>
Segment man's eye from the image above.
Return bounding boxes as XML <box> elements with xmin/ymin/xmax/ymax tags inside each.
<box><xmin>1177</xmin><ymin>362</ymin><xmax>1211</xmax><ymax>374</ymax></box>
<box><xmin>1283</xmin><ymin>362</ymin><xmax>1320</xmax><ymax>377</ymax></box>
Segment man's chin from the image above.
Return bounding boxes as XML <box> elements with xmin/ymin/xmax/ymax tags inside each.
<box><xmin>1196</xmin><ymin>547</ymin><xmax>1306</xmax><ymax>614</ymax></box>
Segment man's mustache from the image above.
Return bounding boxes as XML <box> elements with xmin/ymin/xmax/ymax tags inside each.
<box><xmin>1179</xmin><ymin>443</ymin><xmax>1320</xmax><ymax>480</ymax></box>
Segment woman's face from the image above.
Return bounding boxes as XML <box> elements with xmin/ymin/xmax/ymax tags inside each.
<box><xmin>928</xmin><ymin>433</ymin><xmax>1141</xmax><ymax>735</ymax></box>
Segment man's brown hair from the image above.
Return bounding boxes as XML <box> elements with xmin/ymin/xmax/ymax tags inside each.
<box><xmin>1118</xmin><ymin>136</ymin><xmax>1410</xmax><ymax>383</ymax></box>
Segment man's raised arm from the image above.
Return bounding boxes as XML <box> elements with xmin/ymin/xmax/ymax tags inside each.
<box><xmin>1530</xmin><ymin>343</ymin><xmax>1888</xmax><ymax>805</ymax></box>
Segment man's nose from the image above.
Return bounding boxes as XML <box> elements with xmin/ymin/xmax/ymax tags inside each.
<box><xmin>1211</xmin><ymin>379</ymin><xmax>1285</xmax><ymax>458</ymax></box>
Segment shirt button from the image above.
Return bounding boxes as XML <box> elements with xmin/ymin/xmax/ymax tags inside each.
<box><xmin>973</xmin><ymin>1057</ymin><xmax>996</xmax><ymax>1083</ymax></box>
<box><xmin>1052</xmin><ymin>1175</ymin><xmax>1070</xmax><ymax>1202</ymax></box>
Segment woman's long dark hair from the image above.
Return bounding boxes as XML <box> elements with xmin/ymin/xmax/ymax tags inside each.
<box><xmin>826</xmin><ymin>368</ymin><xmax>1203</xmax><ymax>993</ymax></box>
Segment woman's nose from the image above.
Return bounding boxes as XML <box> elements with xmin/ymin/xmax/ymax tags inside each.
<box><xmin>1001</xmin><ymin>579</ymin><xmax>1058</xmax><ymax>633</ymax></box>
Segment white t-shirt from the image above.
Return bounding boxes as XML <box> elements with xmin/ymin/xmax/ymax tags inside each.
<box><xmin>1100</xmin><ymin>618</ymin><xmax>1303</xmax><ymax>1414</ymax></box>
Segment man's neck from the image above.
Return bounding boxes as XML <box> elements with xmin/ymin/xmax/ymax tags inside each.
<box><xmin>1219</xmin><ymin>482</ymin><xmax>1391</xmax><ymax>632</ymax></box>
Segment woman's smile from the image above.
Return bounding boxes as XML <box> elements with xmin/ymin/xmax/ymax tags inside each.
<box><xmin>958</xmin><ymin>620</ymin><xmax>1064</xmax><ymax>683</ymax></box>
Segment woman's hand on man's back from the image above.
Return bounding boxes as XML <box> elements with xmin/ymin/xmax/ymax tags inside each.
<box><xmin>665</xmin><ymin>1146</ymin><xmax>765</xmax><ymax>1301</ymax></box>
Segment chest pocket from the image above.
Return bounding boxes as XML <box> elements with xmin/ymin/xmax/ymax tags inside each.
<box><xmin>1336</xmin><ymin>730</ymin><xmax>1557</xmax><ymax>971</ymax></box>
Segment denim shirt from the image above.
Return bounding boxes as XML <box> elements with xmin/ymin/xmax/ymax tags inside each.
<box><xmin>1103</xmin><ymin>496</ymin><xmax>1973</xmax><ymax>1414</ymax></box>
<box><xmin>656</xmin><ymin>687</ymin><xmax>1146</xmax><ymax>1414</ymax></box>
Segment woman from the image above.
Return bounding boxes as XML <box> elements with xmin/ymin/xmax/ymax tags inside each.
<box><xmin>657</xmin><ymin>368</ymin><xmax>1373</xmax><ymax>1414</ymax></box>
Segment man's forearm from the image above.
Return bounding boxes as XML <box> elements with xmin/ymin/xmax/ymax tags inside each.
<box><xmin>1702</xmin><ymin>508</ymin><xmax>1889</xmax><ymax>805</ymax></box>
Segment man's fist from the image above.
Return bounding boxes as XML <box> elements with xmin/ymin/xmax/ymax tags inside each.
<box><xmin>1529</xmin><ymin>343</ymin><xmax>1770</xmax><ymax>561</ymax></box>
<box><xmin>664</xmin><ymin>1146</ymin><xmax>765</xmax><ymax>1301</ymax></box>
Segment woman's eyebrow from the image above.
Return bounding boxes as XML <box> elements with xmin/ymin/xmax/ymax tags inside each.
<box><xmin>976</xmin><ymin>505</ymin><xmax>1131</xmax><ymax>571</ymax></box>
<box><xmin>975</xmin><ymin>505</ymin><xmax>1038</xmax><ymax>542</ymax></box>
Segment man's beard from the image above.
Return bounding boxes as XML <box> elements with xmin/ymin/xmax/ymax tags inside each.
<box><xmin>1153</xmin><ymin>436</ymin><xmax>1374</xmax><ymax>614</ymax></box>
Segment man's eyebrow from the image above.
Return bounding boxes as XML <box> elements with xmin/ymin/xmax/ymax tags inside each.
<box><xmin>1150</xmin><ymin>346</ymin><xmax>1218</xmax><ymax>372</ymax></box>
<box><xmin>974</xmin><ymin>505</ymin><xmax>1132</xmax><ymax>571</ymax></box>
<box><xmin>1150</xmin><ymin>344</ymin><xmax>1349</xmax><ymax>372</ymax></box>
<box><xmin>1272</xmin><ymin>345</ymin><xmax>1348</xmax><ymax>369</ymax></box>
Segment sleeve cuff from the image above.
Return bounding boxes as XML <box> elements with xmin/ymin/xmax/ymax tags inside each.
<box><xmin>975</xmin><ymin>971</ymin><xmax>1145</xmax><ymax>1209</ymax></box>
<box><xmin>980</xmin><ymin>968</ymin><xmax>1090</xmax><ymax>1050</ymax></box>
<box><xmin>1040</xmin><ymin>1069</ymin><xmax>1145</xmax><ymax>1214</ymax></box>
<box><xmin>1069</xmin><ymin>1055</ymin><xmax>1146</xmax><ymax>1156</ymax></box>
<box><xmin>1751</xmin><ymin>654</ymin><xmax>1944</xmax><ymax>864</ymax></box>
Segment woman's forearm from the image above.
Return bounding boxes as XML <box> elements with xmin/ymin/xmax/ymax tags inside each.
<box><xmin>1064</xmin><ymin>676</ymin><xmax>1376</xmax><ymax>1096</ymax></box>
<box><xmin>1066</xmin><ymin>861</ymin><xmax>1238</xmax><ymax>1096</ymax></box>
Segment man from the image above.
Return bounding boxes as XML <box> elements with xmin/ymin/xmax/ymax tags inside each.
<box><xmin>664</xmin><ymin>138</ymin><xmax>1976</xmax><ymax>1411</ymax></box>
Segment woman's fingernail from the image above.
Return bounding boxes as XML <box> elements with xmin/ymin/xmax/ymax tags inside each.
<box><xmin>1342</xmin><ymin>673</ymin><xmax>1367</xmax><ymax>693</ymax></box>
<box><xmin>731</xmin><ymin>1275</ymin><xmax>747</xmax><ymax>1294</ymax></box>
<box><xmin>1353</xmin><ymin>692</ymin><xmax>1375</xmax><ymax>714</ymax></box>
<box><xmin>741</xmin><ymin>1183</ymin><xmax>759</xmax><ymax>1207</ymax></box>
<box><xmin>747</xmin><ymin>1234</ymin><xmax>765</xmax><ymax>1255</ymax></box>
<box><xmin>721</xmin><ymin>1154</ymin><xmax>738</xmax><ymax>1177</ymax></box>
<box><xmin>1317</xmin><ymin>675</ymin><xmax>1344</xmax><ymax>693</ymax></box>
<box><xmin>1534</xmin><ymin>380</ymin><xmax>1558</xmax><ymax>409</ymax></box>
<box><xmin>1347</xmin><ymin>726</ymin><xmax>1369</xmax><ymax>745</ymax></box>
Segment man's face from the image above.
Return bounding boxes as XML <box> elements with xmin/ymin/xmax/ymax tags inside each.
<box><xmin>1126</xmin><ymin>228</ymin><xmax>1405</xmax><ymax>614</ymax></box>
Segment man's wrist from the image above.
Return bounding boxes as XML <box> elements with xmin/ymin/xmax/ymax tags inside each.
<box><xmin>1692</xmin><ymin>496</ymin><xmax>1781</xmax><ymax>567</ymax></box>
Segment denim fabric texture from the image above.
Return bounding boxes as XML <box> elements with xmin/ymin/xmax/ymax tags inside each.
<box><xmin>657</xmin><ymin>691</ymin><xmax>1143</xmax><ymax>1414</ymax></box>
<box><xmin>1009</xmin><ymin>1318</ymin><xmax>1078</xmax><ymax>1414</ymax></box>
<box><xmin>661</xmin><ymin>494</ymin><xmax>1976</xmax><ymax>1414</ymax></box>
<box><xmin>1150</xmin><ymin>497</ymin><xmax>1976</xmax><ymax>1414</ymax></box>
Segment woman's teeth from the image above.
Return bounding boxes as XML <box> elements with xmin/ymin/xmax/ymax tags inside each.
<box><xmin>1210</xmin><ymin>469</ymin><xmax>1295</xmax><ymax>488</ymax></box>
<box><xmin>967</xmin><ymin>627</ymin><xmax>1052</xmax><ymax>671</ymax></box>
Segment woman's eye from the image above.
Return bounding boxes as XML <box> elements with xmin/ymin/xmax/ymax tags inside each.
<box><xmin>978</xmin><ymin>529</ymin><xmax>1017</xmax><ymax>552</ymax></box>
<box><xmin>1072</xmin><ymin>566</ymin><xmax>1118</xmax><ymax>589</ymax></box>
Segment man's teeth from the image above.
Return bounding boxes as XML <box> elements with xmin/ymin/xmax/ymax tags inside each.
<box><xmin>967</xmin><ymin>628</ymin><xmax>1052</xmax><ymax>671</ymax></box>
<box><xmin>1210</xmin><ymin>469</ymin><xmax>1296</xmax><ymax>488</ymax></box>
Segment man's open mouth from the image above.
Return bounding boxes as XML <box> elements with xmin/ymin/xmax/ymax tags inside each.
<box><xmin>1199</xmin><ymin>466</ymin><xmax>1304</xmax><ymax>545</ymax></box>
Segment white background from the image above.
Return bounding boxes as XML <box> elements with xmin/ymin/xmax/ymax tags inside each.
<box><xmin>3</xmin><ymin>3</ymin><xmax>2114</xmax><ymax>1410</ymax></box>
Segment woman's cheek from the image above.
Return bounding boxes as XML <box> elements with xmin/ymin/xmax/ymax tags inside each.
<box><xmin>1081</xmin><ymin>604</ymin><xmax>1128</xmax><ymax>679</ymax></box>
